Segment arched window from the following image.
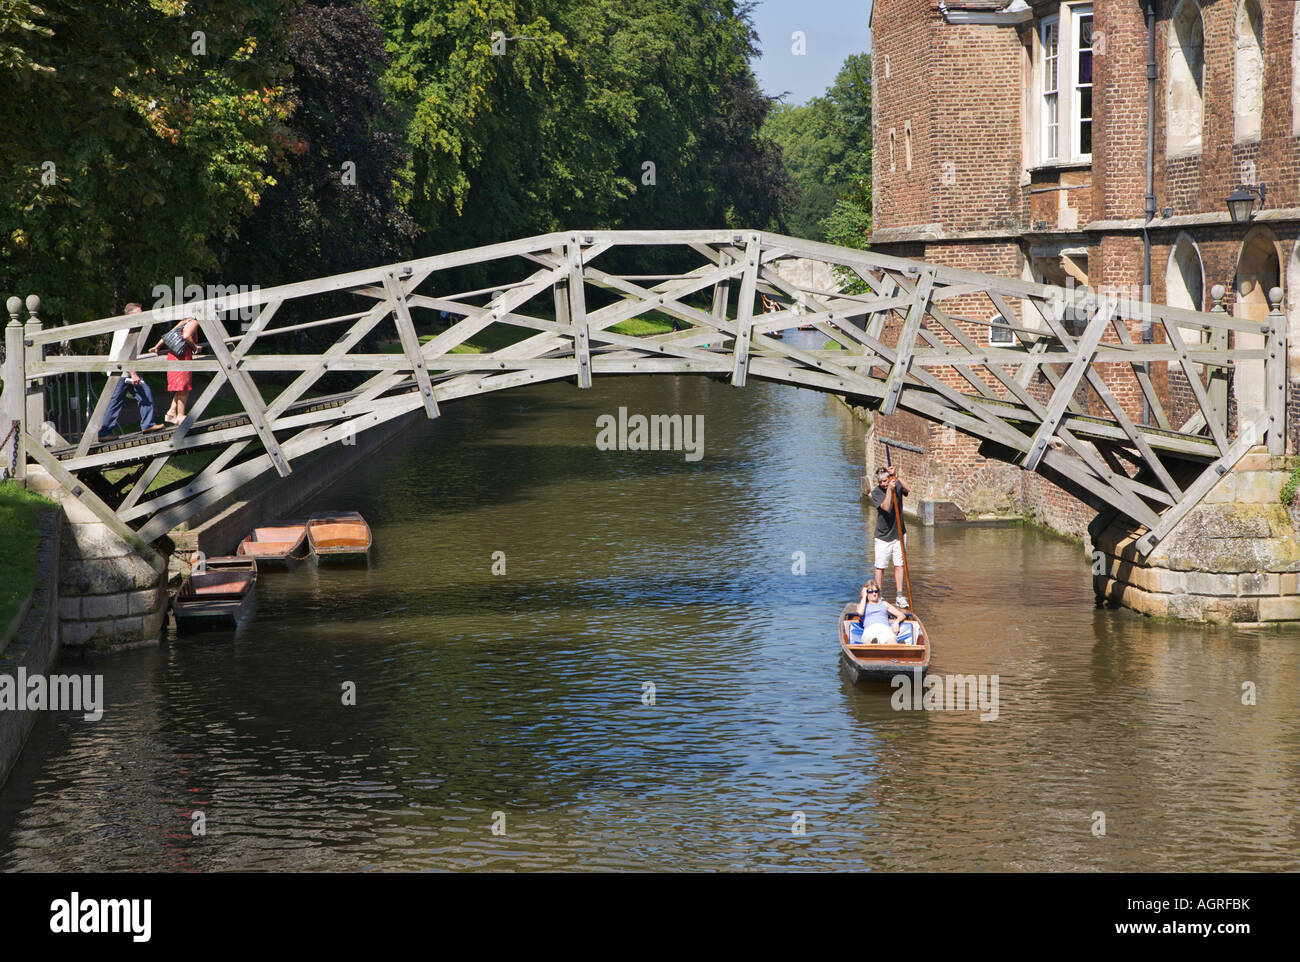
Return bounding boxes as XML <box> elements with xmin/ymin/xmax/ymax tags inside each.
<box><xmin>889</xmin><ymin>129</ymin><xmax>896</xmax><ymax>173</ymax></box>
<box><xmin>1166</xmin><ymin>233</ymin><xmax>1205</xmax><ymax>344</ymax></box>
<box><xmin>1166</xmin><ymin>234</ymin><xmax>1204</xmax><ymax>312</ymax></box>
<box><xmin>1167</xmin><ymin>0</ymin><xmax>1204</xmax><ymax>154</ymax></box>
<box><xmin>1234</xmin><ymin>0</ymin><xmax>1264</xmax><ymax>142</ymax></box>
<box><xmin>1233</xmin><ymin>227</ymin><xmax>1281</xmax><ymax>428</ymax></box>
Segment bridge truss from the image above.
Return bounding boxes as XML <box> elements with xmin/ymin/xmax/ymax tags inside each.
<box><xmin>1</xmin><ymin>230</ymin><xmax>1285</xmax><ymax>557</ymax></box>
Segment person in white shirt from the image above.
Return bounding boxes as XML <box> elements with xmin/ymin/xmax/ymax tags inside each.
<box><xmin>97</xmin><ymin>303</ymin><xmax>158</xmax><ymax>441</ymax></box>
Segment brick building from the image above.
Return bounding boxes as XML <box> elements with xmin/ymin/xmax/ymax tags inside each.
<box><xmin>866</xmin><ymin>0</ymin><xmax>1300</xmax><ymax>539</ymax></box>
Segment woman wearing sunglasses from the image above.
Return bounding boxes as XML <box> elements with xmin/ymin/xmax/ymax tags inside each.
<box><xmin>849</xmin><ymin>579</ymin><xmax>916</xmax><ymax>645</ymax></box>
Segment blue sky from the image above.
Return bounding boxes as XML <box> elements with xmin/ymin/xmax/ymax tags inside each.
<box><xmin>748</xmin><ymin>0</ymin><xmax>873</xmax><ymax>105</ymax></box>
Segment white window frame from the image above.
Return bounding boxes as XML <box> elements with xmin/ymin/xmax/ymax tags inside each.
<box><xmin>1071</xmin><ymin>6</ymin><xmax>1093</xmax><ymax>160</ymax></box>
<box><xmin>1038</xmin><ymin>4</ymin><xmax>1093</xmax><ymax>166</ymax></box>
<box><xmin>1041</xmin><ymin>15</ymin><xmax>1061</xmax><ymax>162</ymax></box>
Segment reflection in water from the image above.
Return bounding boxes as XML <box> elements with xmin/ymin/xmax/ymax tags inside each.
<box><xmin>2</xmin><ymin>364</ymin><xmax>1299</xmax><ymax>871</ymax></box>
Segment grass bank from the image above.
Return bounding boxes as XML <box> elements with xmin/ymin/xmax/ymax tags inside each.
<box><xmin>0</xmin><ymin>481</ymin><xmax>55</xmax><ymax>635</ymax></box>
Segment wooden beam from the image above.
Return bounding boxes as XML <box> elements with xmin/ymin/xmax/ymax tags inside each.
<box><xmin>730</xmin><ymin>234</ymin><xmax>761</xmax><ymax>386</ymax></box>
<box><xmin>1161</xmin><ymin>311</ymin><xmax>1229</xmax><ymax>455</ymax></box>
<box><xmin>197</xmin><ymin>314</ymin><xmax>292</xmax><ymax>477</ymax></box>
<box><xmin>1266</xmin><ymin>307</ymin><xmax>1286</xmax><ymax>455</ymax></box>
<box><xmin>567</xmin><ymin>238</ymin><xmax>592</xmax><ymax>388</ymax></box>
<box><xmin>24</xmin><ymin>433</ymin><xmax>163</xmax><ymax>567</ymax></box>
<box><xmin>1135</xmin><ymin>415</ymin><xmax>1269</xmax><ymax>556</ymax></box>
<box><xmin>383</xmin><ymin>270</ymin><xmax>440</xmax><ymax>417</ymax></box>
<box><xmin>1022</xmin><ymin>299</ymin><xmax>1113</xmax><ymax>471</ymax></box>
<box><xmin>879</xmin><ymin>268</ymin><xmax>935</xmax><ymax>416</ymax></box>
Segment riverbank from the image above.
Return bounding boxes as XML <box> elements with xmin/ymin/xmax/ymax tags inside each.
<box><xmin>0</xmin><ymin>503</ymin><xmax>61</xmax><ymax>790</ymax></box>
<box><xmin>0</xmin><ymin>482</ymin><xmax>54</xmax><ymax>640</ymax></box>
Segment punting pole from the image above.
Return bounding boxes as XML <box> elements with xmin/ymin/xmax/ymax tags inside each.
<box><xmin>882</xmin><ymin>440</ymin><xmax>915</xmax><ymax>611</ymax></box>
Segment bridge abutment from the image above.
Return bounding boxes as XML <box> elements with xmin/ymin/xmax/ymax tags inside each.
<box><xmin>23</xmin><ymin>467</ymin><xmax>169</xmax><ymax>651</ymax></box>
<box><xmin>1092</xmin><ymin>450</ymin><xmax>1300</xmax><ymax>624</ymax></box>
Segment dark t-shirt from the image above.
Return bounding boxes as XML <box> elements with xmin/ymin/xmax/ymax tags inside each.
<box><xmin>870</xmin><ymin>482</ymin><xmax>907</xmax><ymax>541</ymax></box>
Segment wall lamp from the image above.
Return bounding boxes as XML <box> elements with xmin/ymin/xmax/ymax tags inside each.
<box><xmin>1226</xmin><ymin>183</ymin><xmax>1267</xmax><ymax>224</ymax></box>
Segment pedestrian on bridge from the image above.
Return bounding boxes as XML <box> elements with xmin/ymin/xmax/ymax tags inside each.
<box><xmin>870</xmin><ymin>464</ymin><xmax>910</xmax><ymax>608</ymax></box>
<box><xmin>98</xmin><ymin>302</ymin><xmax>160</xmax><ymax>440</ymax></box>
<box><xmin>151</xmin><ymin>317</ymin><xmax>202</xmax><ymax>425</ymax></box>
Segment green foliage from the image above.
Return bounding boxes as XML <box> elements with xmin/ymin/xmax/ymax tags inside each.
<box><xmin>371</xmin><ymin>0</ymin><xmax>792</xmax><ymax>253</ymax></box>
<box><xmin>1281</xmin><ymin>460</ymin><xmax>1300</xmax><ymax>506</ymax></box>
<box><xmin>3</xmin><ymin>0</ymin><xmax>792</xmax><ymax>326</ymax></box>
<box><xmin>0</xmin><ymin>479</ymin><xmax>53</xmax><ymax>635</ymax></box>
<box><xmin>1</xmin><ymin>0</ymin><xmax>296</xmax><ymax>321</ymax></box>
<box><xmin>762</xmin><ymin>51</ymin><xmax>871</xmax><ymax>249</ymax></box>
<box><xmin>218</xmin><ymin>0</ymin><xmax>418</xmax><ymax>352</ymax></box>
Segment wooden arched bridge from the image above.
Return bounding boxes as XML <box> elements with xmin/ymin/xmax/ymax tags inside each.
<box><xmin>0</xmin><ymin>230</ymin><xmax>1285</xmax><ymax>557</ymax></box>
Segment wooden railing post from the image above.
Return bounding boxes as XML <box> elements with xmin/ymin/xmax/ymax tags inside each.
<box><xmin>1266</xmin><ymin>286</ymin><xmax>1286</xmax><ymax>455</ymax></box>
<box><xmin>23</xmin><ymin>295</ymin><xmax>44</xmax><ymax>455</ymax></box>
<box><xmin>3</xmin><ymin>297</ymin><xmax>25</xmax><ymax>479</ymax></box>
<box><xmin>1208</xmin><ymin>284</ymin><xmax>1229</xmax><ymax>438</ymax></box>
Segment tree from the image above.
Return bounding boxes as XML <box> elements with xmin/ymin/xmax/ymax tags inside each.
<box><xmin>762</xmin><ymin>51</ymin><xmax>871</xmax><ymax>247</ymax></box>
<box><xmin>370</xmin><ymin>0</ymin><xmax>793</xmax><ymax>254</ymax></box>
<box><xmin>218</xmin><ymin>0</ymin><xmax>417</xmax><ymax>292</ymax></box>
<box><xmin>0</xmin><ymin>0</ymin><xmax>294</xmax><ymax>322</ymax></box>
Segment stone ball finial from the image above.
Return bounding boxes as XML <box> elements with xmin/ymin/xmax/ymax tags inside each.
<box><xmin>24</xmin><ymin>294</ymin><xmax>41</xmax><ymax>317</ymax></box>
<box><xmin>6</xmin><ymin>296</ymin><xmax>21</xmax><ymax>323</ymax></box>
<box><xmin>1211</xmin><ymin>284</ymin><xmax>1226</xmax><ymax>302</ymax></box>
<box><xmin>1268</xmin><ymin>287</ymin><xmax>1284</xmax><ymax>309</ymax></box>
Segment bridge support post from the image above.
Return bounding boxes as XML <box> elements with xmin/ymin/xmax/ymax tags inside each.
<box><xmin>23</xmin><ymin>297</ymin><xmax>43</xmax><ymax>457</ymax></box>
<box><xmin>3</xmin><ymin>301</ymin><xmax>24</xmax><ymax>480</ymax></box>
<box><xmin>1207</xmin><ymin>285</ymin><xmax>1229</xmax><ymax>436</ymax></box>
<box><xmin>1265</xmin><ymin>287</ymin><xmax>1286</xmax><ymax>455</ymax></box>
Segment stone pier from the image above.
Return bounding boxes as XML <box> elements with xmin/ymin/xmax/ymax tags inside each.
<box><xmin>1091</xmin><ymin>449</ymin><xmax>1300</xmax><ymax>625</ymax></box>
<box><xmin>22</xmin><ymin>466</ymin><xmax>169</xmax><ymax>651</ymax></box>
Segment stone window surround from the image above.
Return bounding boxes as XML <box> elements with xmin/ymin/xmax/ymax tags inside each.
<box><xmin>1167</xmin><ymin>0</ymin><xmax>1205</xmax><ymax>157</ymax></box>
<box><xmin>1234</xmin><ymin>0</ymin><xmax>1264</xmax><ymax>144</ymax></box>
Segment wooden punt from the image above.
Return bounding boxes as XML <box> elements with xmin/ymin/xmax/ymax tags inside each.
<box><xmin>307</xmin><ymin>511</ymin><xmax>372</xmax><ymax>564</ymax></box>
<box><xmin>837</xmin><ymin>602</ymin><xmax>930</xmax><ymax>683</ymax></box>
<box><xmin>173</xmin><ymin>556</ymin><xmax>257</xmax><ymax>633</ymax></box>
<box><xmin>237</xmin><ymin>521</ymin><xmax>308</xmax><ymax>565</ymax></box>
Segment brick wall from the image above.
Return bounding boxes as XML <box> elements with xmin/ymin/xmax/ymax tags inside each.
<box><xmin>868</xmin><ymin>0</ymin><xmax>1300</xmax><ymax>540</ymax></box>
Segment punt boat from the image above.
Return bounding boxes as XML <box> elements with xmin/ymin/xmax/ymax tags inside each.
<box><xmin>837</xmin><ymin>602</ymin><xmax>930</xmax><ymax>683</ymax></box>
<box><xmin>173</xmin><ymin>556</ymin><xmax>257</xmax><ymax>633</ymax></box>
<box><xmin>236</xmin><ymin>521</ymin><xmax>308</xmax><ymax>565</ymax></box>
<box><xmin>307</xmin><ymin>511</ymin><xmax>372</xmax><ymax>564</ymax></box>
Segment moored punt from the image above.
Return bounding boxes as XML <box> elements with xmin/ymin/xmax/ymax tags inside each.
<box><xmin>837</xmin><ymin>602</ymin><xmax>930</xmax><ymax>683</ymax></box>
<box><xmin>307</xmin><ymin>511</ymin><xmax>372</xmax><ymax>564</ymax></box>
<box><xmin>237</xmin><ymin>521</ymin><xmax>309</xmax><ymax>566</ymax></box>
<box><xmin>173</xmin><ymin>556</ymin><xmax>258</xmax><ymax>633</ymax></box>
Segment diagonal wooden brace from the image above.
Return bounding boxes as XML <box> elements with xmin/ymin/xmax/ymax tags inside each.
<box><xmin>197</xmin><ymin>315</ymin><xmax>292</xmax><ymax>477</ymax></box>
<box><xmin>880</xmin><ymin>268</ymin><xmax>935</xmax><ymax>415</ymax></box>
<box><xmin>1022</xmin><ymin>298</ymin><xmax>1113</xmax><ymax>471</ymax></box>
<box><xmin>383</xmin><ymin>271</ymin><xmax>440</xmax><ymax>417</ymax></box>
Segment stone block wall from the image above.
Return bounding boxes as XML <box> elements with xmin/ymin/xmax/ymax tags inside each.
<box><xmin>23</xmin><ymin>467</ymin><xmax>168</xmax><ymax>651</ymax></box>
<box><xmin>1092</xmin><ymin>449</ymin><xmax>1300</xmax><ymax>624</ymax></box>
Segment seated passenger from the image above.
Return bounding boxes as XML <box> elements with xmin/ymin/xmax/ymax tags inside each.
<box><xmin>851</xmin><ymin>580</ymin><xmax>916</xmax><ymax>644</ymax></box>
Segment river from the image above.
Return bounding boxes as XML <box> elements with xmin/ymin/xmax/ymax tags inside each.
<box><xmin>3</xmin><ymin>341</ymin><xmax>1298</xmax><ymax>871</ymax></box>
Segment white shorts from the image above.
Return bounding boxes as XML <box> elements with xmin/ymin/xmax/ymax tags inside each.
<box><xmin>874</xmin><ymin>535</ymin><xmax>905</xmax><ymax>570</ymax></box>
